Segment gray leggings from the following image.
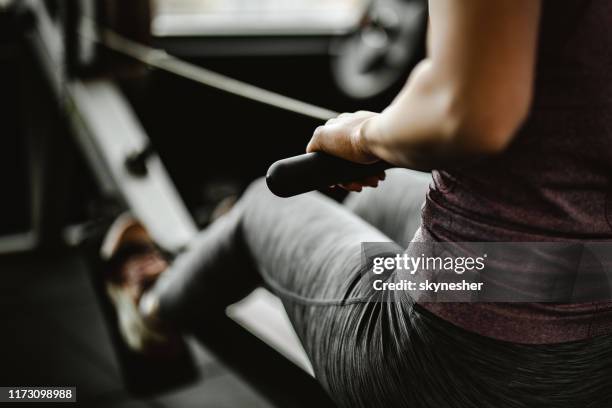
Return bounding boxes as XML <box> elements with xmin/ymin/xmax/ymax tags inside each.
<box><xmin>151</xmin><ymin>170</ymin><xmax>611</xmax><ymax>408</ymax></box>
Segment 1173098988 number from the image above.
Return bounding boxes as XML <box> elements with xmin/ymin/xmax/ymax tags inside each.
<box><xmin>0</xmin><ymin>387</ymin><xmax>76</xmax><ymax>402</ymax></box>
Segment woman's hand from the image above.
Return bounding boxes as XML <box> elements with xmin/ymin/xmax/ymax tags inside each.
<box><xmin>306</xmin><ymin>111</ymin><xmax>386</xmax><ymax>192</ymax></box>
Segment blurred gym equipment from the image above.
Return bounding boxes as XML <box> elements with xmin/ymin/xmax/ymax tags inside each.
<box><xmin>5</xmin><ymin>1</ymin><xmax>336</xmax><ymax>405</ymax></box>
<box><xmin>332</xmin><ymin>0</ymin><xmax>427</xmax><ymax>99</ymax></box>
<box><xmin>2</xmin><ymin>0</ymin><xmax>424</xmax><ymax>405</ymax></box>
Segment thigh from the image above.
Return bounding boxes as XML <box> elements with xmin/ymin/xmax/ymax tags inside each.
<box><xmin>344</xmin><ymin>169</ymin><xmax>432</xmax><ymax>247</ymax></box>
<box><xmin>160</xmin><ymin>177</ymin><xmax>432</xmax><ymax>406</ymax></box>
<box><xmin>155</xmin><ymin>176</ymin><xmax>406</xmax><ymax>321</ymax></box>
<box><xmin>239</xmin><ymin>178</ymin><xmax>398</xmax><ymax>305</ymax></box>
<box><xmin>238</xmin><ymin>180</ymin><xmax>421</xmax><ymax>406</ymax></box>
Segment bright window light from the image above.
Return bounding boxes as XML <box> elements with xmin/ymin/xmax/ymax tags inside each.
<box><xmin>153</xmin><ymin>0</ymin><xmax>368</xmax><ymax>37</ymax></box>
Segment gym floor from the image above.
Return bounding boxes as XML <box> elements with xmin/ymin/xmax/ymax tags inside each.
<box><xmin>0</xmin><ymin>251</ymin><xmax>273</xmax><ymax>408</ymax></box>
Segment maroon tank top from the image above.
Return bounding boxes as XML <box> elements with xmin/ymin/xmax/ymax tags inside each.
<box><xmin>422</xmin><ymin>0</ymin><xmax>612</xmax><ymax>344</ymax></box>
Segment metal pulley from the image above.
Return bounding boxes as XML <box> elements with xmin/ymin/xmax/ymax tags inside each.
<box><xmin>331</xmin><ymin>0</ymin><xmax>427</xmax><ymax>99</ymax></box>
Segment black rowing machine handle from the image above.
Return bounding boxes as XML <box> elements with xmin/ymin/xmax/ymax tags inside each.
<box><xmin>266</xmin><ymin>152</ymin><xmax>392</xmax><ymax>198</ymax></box>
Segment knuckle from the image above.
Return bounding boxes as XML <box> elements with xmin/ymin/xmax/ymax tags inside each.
<box><xmin>314</xmin><ymin>126</ymin><xmax>326</xmax><ymax>138</ymax></box>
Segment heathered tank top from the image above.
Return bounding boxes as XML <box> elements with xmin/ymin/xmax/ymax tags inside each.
<box><xmin>421</xmin><ymin>0</ymin><xmax>612</xmax><ymax>344</ymax></box>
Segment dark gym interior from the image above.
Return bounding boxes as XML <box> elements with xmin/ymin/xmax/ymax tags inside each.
<box><xmin>0</xmin><ymin>1</ymin><xmax>425</xmax><ymax>406</ymax></box>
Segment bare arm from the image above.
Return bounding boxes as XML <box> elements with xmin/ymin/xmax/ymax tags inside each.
<box><xmin>308</xmin><ymin>0</ymin><xmax>542</xmax><ymax>172</ymax></box>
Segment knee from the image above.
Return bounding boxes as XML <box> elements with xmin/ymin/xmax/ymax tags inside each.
<box><xmin>245</xmin><ymin>176</ymin><xmax>267</xmax><ymax>192</ymax></box>
<box><xmin>236</xmin><ymin>177</ymin><xmax>286</xmax><ymax>222</ymax></box>
<box><xmin>241</xmin><ymin>177</ymin><xmax>273</xmax><ymax>204</ymax></box>
<box><xmin>241</xmin><ymin>176</ymin><xmax>323</xmax><ymax>208</ymax></box>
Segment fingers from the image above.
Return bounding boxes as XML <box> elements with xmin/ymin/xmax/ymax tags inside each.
<box><xmin>306</xmin><ymin>125</ymin><xmax>325</xmax><ymax>153</ymax></box>
<box><xmin>336</xmin><ymin>171</ymin><xmax>387</xmax><ymax>192</ymax></box>
<box><xmin>339</xmin><ymin>182</ymin><xmax>365</xmax><ymax>192</ymax></box>
<box><xmin>308</xmin><ymin>111</ymin><xmax>368</xmax><ymax>153</ymax></box>
<box><xmin>363</xmin><ymin>176</ymin><xmax>381</xmax><ymax>187</ymax></box>
<box><xmin>306</xmin><ymin>110</ymin><xmax>380</xmax><ymax>163</ymax></box>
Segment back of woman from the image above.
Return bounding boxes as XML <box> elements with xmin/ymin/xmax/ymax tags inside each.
<box><xmin>420</xmin><ymin>0</ymin><xmax>612</xmax><ymax>349</ymax></box>
<box><xmin>426</xmin><ymin>0</ymin><xmax>612</xmax><ymax>241</ymax></box>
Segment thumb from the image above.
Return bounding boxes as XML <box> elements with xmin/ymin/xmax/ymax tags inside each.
<box><xmin>306</xmin><ymin>126</ymin><xmax>326</xmax><ymax>153</ymax></box>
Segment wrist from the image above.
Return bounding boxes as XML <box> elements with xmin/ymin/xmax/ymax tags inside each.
<box><xmin>356</xmin><ymin>115</ymin><xmax>382</xmax><ymax>162</ymax></box>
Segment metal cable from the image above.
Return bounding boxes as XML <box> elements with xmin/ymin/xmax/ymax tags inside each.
<box><xmin>81</xmin><ymin>24</ymin><xmax>339</xmax><ymax>121</ymax></box>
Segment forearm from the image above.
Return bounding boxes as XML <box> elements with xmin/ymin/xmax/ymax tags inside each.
<box><xmin>360</xmin><ymin>60</ymin><xmax>463</xmax><ymax>170</ymax></box>
<box><xmin>360</xmin><ymin>0</ymin><xmax>540</xmax><ymax>170</ymax></box>
<box><xmin>360</xmin><ymin>59</ymin><xmax>521</xmax><ymax>170</ymax></box>
<box><xmin>308</xmin><ymin>0</ymin><xmax>539</xmax><ymax>173</ymax></box>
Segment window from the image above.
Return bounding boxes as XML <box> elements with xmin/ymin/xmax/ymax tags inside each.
<box><xmin>153</xmin><ymin>0</ymin><xmax>368</xmax><ymax>36</ymax></box>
